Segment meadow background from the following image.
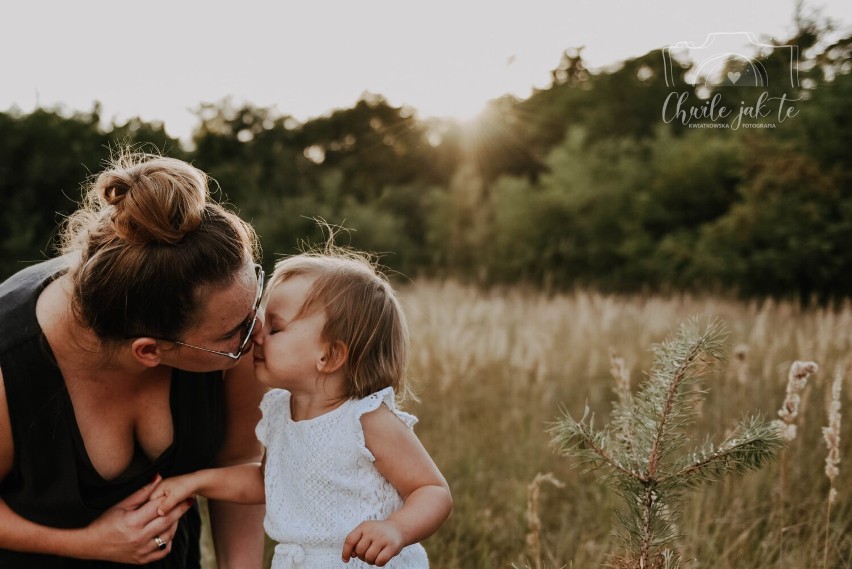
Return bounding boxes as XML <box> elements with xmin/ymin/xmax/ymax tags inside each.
<box><xmin>200</xmin><ymin>284</ymin><xmax>852</xmax><ymax>567</ymax></box>
<box><xmin>2</xmin><ymin>11</ymin><xmax>850</xmax><ymax>569</ymax></box>
<box><xmin>399</xmin><ymin>284</ymin><xmax>852</xmax><ymax>568</ymax></box>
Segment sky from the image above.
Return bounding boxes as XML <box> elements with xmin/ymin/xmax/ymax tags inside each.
<box><xmin>1</xmin><ymin>0</ymin><xmax>850</xmax><ymax>141</ymax></box>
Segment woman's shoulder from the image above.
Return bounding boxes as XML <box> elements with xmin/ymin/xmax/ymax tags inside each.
<box><xmin>0</xmin><ymin>368</ymin><xmax>13</xmax><ymax>481</ymax></box>
<box><xmin>0</xmin><ymin>257</ymin><xmax>69</xmax><ymax>353</ymax></box>
<box><xmin>0</xmin><ymin>257</ymin><xmax>69</xmax><ymax>298</ymax></box>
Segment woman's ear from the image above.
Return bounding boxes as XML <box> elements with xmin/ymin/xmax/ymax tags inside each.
<box><xmin>317</xmin><ymin>341</ymin><xmax>348</xmax><ymax>374</ymax></box>
<box><xmin>131</xmin><ymin>338</ymin><xmax>163</xmax><ymax>368</ymax></box>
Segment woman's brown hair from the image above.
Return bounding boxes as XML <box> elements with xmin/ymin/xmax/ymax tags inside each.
<box><xmin>61</xmin><ymin>151</ymin><xmax>259</xmax><ymax>342</ymax></box>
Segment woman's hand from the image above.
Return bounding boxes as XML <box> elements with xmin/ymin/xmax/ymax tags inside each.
<box><xmin>77</xmin><ymin>475</ymin><xmax>193</xmax><ymax>564</ymax></box>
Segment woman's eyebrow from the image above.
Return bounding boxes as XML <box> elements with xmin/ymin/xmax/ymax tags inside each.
<box><xmin>219</xmin><ymin>313</ymin><xmax>251</xmax><ymax>339</ymax></box>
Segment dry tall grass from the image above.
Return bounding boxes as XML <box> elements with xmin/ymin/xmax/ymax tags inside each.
<box><xmin>202</xmin><ymin>281</ymin><xmax>852</xmax><ymax>568</ymax></box>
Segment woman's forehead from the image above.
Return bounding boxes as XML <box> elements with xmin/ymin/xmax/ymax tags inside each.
<box><xmin>192</xmin><ymin>264</ymin><xmax>257</xmax><ymax>329</ymax></box>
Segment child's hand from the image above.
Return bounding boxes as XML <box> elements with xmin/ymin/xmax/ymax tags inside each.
<box><xmin>341</xmin><ymin>520</ymin><xmax>404</xmax><ymax>566</ymax></box>
<box><xmin>150</xmin><ymin>475</ymin><xmax>197</xmax><ymax>517</ymax></box>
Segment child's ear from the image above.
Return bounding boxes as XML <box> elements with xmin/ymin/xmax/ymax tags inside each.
<box><xmin>130</xmin><ymin>338</ymin><xmax>163</xmax><ymax>368</ymax></box>
<box><xmin>318</xmin><ymin>341</ymin><xmax>348</xmax><ymax>374</ymax></box>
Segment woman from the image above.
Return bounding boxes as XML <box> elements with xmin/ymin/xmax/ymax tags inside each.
<box><xmin>0</xmin><ymin>152</ymin><xmax>267</xmax><ymax>568</ymax></box>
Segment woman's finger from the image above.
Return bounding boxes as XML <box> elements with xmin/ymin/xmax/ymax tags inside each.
<box><xmin>142</xmin><ymin>498</ymin><xmax>193</xmax><ymax>536</ymax></box>
<box><xmin>116</xmin><ymin>474</ymin><xmax>162</xmax><ymax>511</ymax></box>
<box><xmin>125</xmin><ymin>495</ymin><xmax>168</xmax><ymax>528</ymax></box>
<box><xmin>132</xmin><ymin>500</ymin><xmax>190</xmax><ymax>563</ymax></box>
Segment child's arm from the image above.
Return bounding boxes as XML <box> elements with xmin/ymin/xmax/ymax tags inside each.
<box><xmin>151</xmin><ymin>462</ymin><xmax>265</xmax><ymax>516</ymax></box>
<box><xmin>342</xmin><ymin>405</ymin><xmax>452</xmax><ymax>566</ymax></box>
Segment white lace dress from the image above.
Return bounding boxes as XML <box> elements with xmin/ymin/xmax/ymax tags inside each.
<box><xmin>256</xmin><ymin>387</ymin><xmax>430</xmax><ymax>569</ymax></box>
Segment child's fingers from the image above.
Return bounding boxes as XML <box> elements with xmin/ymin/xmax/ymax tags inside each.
<box><xmin>373</xmin><ymin>545</ymin><xmax>397</xmax><ymax>567</ymax></box>
<box><xmin>155</xmin><ymin>492</ymin><xmax>184</xmax><ymax>517</ymax></box>
<box><xmin>156</xmin><ymin>501</ymin><xmax>175</xmax><ymax>517</ymax></box>
<box><xmin>341</xmin><ymin>527</ymin><xmax>364</xmax><ymax>562</ymax></box>
<box><xmin>157</xmin><ymin>499</ymin><xmax>191</xmax><ymax>517</ymax></box>
<box><xmin>361</xmin><ymin>541</ymin><xmax>386</xmax><ymax>565</ymax></box>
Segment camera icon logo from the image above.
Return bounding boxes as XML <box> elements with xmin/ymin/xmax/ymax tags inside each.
<box><xmin>662</xmin><ymin>32</ymin><xmax>799</xmax><ymax>90</ymax></box>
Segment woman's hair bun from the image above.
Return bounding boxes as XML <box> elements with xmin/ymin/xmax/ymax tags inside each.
<box><xmin>101</xmin><ymin>180</ymin><xmax>132</xmax><ymax>205</ymax></box>
<box><xmin>94</xmin><ymin>154</ymin><xmax>209</xmax><ymax>245</ymax></box>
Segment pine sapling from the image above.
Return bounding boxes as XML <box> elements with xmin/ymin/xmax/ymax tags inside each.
<box><xmin>550</xmin><ymin>318</ymin><xmax>786</xmax><ymax>569</ymax></box>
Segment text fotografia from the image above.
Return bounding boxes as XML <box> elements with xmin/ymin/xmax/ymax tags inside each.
<box><xmin>662</xmin><ymin>91</ymin><xmax>800</xmax><ymax>130</ymax></box>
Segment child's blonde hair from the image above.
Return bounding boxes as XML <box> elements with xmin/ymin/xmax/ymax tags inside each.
<box><xmin>266</xmin><ymin>246</ymin><xmax>410</xmax><ymax>401</ymax></box>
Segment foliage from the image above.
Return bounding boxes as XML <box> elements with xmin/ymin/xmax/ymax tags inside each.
<box><xmin>691</xmin><ymin>133</ymin><xmax>852</xmax><ymax>301</ymax></box>
<box><xmin>550</xmin><ymin>319</ymin><xmax>786</xmax><ymax>568</ymax></box>
<box><xmin>0</xmin><ymin>105</ymin><xmax>181</xmax><ymax>277</ymax></box>
<box><xmin>1</xmin><ymin>23</ymin><xmax>850</xmax><ymax>301</ymax></box>
<box><xmin>483</xmin><ymin>128</ymin><xmax>646</xmax><ymax>289</ymax></box>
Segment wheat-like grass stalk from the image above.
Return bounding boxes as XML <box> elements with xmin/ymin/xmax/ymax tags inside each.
<box><xmin>821</xmin><ymin>363</ymin><xmax>843</xmax><ymax>568</ymax></box>
<box><xmin>732</xmin><ymin>343</ymin><xmax>749</xmax><ymax>385</ymax></box>
<box><xmin>525</xmin><ymin>472</ymin><xmax>565</xmax><ymax>569</ymax></box>
<box><xmin>609</xmin><ymin>348</ymin><xmax>638</xmax><ymax>460</ymax></box>
<box><xmin>771</xmin><ymin>361</ymin><xmax>818</xmax><ymax>569</ymax></box>
<box><xmin>772</xmin><ymin>360</ymin><xmax>818</xmax><ymax>517</ymax></box>
<box><xmin>773</xmin><ymin>360</ymin><xmax>819</xmax><ymax>441</ymax></box>
<box><xmin>610</xmin><ymin>348</ymin><xmax>632</xmax><ymax>397</ymax></box>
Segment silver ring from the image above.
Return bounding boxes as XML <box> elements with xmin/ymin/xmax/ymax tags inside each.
<box><xmin>154</xmin><ymin>536</ymin><xmax>167</xmax><ymax>551</ymax></box>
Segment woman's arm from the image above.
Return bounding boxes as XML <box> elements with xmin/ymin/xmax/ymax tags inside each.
<box><xmin>0</xmin><ymin>484</ymin><xmax>191</xmax><ymax>563</ymax></box>
<box><xmin>0</xmin><ymin>371</ymin><xmax>190</xmax><ymax>563</ymax></box>
<box><xmin>342</xmin><ymin>405</ymin><xmax>453</xmax><ymax>566</ymax></box>
<box><xmin>208</xmin><ymin>354</ymin><xmax>267</xmax><ymax>569</ymax></box>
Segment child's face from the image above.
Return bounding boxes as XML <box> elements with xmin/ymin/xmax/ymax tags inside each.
<box><xmin>252</xmin><ymin>274</ymin><xmax>329</xmax><ymax>389</ymax></box>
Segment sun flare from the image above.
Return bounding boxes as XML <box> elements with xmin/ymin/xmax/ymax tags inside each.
<box><xmin>409</xmin><ymin>92</ymin><xmax>489</xmax><ymax>123</ymax></box>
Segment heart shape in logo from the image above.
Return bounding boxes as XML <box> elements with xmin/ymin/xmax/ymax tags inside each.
<box><xmin>727</xmin><ymin>71</ymin><xmax>742</xmax><ymax>84</ymax></box>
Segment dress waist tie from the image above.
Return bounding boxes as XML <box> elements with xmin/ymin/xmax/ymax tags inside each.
<box><xmin>273</xmin><ymin>543</ymin><xmax>306</xmax><ymax>569</ymax></box>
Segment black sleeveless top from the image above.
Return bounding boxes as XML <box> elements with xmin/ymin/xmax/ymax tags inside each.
<box><xmin>0</xmin><ymin>258</ymin><xmax>227</xmax><ymax>568</ymax></box>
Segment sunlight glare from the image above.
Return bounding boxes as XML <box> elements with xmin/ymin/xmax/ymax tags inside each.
<box><xmin>411</xmin><ymin>91</ymin><xmax>489</xmax><ymax>123</ymax></box>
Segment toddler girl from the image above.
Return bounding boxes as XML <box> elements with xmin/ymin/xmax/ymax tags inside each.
<box><xmin>151</xmin><ymin>248</ymin><xmax>452</xmax><ymax>568</ymax></box>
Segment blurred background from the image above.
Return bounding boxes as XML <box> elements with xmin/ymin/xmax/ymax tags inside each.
<box><xmin>0</xmin><ymin>0</ymin><xmax>849</xmax><ymax>302</ymax></box>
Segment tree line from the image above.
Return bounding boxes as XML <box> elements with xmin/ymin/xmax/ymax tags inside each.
<box><xmin>1</xmin><ymin>22</ymin><xmax>850</xmax><ymax>301</ymax></box>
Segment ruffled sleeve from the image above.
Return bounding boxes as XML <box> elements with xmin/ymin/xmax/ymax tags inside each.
<box><xmin>255</xmin><ymin>389</ymin><xmax>290</xmax><ymax>447</ymax></box>
<box><xmin>354</xmin><ymin>387</ymin><xmax>418</xmax><ymax>462</ymax></box>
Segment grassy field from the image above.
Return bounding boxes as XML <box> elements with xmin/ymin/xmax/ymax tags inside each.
<box><xmin>204</xmin><ymin>281</ymin><xmax>852</xmax><ymax>568</ymax></box>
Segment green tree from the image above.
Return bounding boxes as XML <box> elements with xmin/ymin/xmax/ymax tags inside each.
<box><xmin>299</xmin><ymin>94</ymin><xmax>452</xmax><ymax>200</ymax></box>
<box><xmin>691</xmin><ymin>137</ymin><xmax>850</xmax><ymax>301</ymax></box>
<box><xmin>0</xmin><ymin>106</ymin><xmax>180</xmax><ymax>280</ymax></box>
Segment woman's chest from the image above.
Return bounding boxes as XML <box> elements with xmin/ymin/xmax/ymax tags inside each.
<box><xmin>63</xmin><ymin>368</ymin><xmax>174</xmax><ymax>481</ymax></box>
